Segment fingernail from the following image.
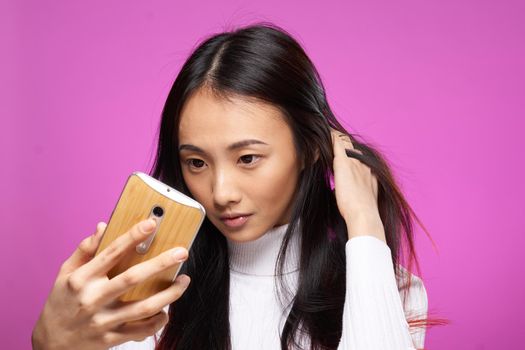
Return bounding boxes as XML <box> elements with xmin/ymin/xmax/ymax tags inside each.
<box><xmin>140</xmin><ymin>219</ymin><xmax>156</xmax><ymax>233</ymax></box>
<box><xmin>171</xmin><ymin>248</ymin><xmax>187</xmax><ymax>262</ymax></box>
<box><xmin>177</xmin><ymin>275</ymin><xmax>190</xmax><ymax>287</ymax></box>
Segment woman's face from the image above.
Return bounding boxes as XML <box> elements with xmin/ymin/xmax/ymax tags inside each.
<box><xmin>178</xmin><ymin>88</ymin><xmax>302</xmax><ymax>242</ymax></box>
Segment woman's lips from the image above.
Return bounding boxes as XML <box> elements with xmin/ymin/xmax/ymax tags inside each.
<box><xmin>220</xmin><ymin>214</ymin><xmax>252</xmax><ymax>228</ymax></box>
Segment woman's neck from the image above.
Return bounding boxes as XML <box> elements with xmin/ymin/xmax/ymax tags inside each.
<box><xmin>226</xmin><ymin>222</ymin><xmax>301</xmax><ymax>276</ymax></box>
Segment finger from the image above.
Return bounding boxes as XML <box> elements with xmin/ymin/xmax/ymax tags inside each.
<box><xmin>339</xmin><ymin>134</ymin><xmax>354</xmax><ymax>149</ymax></box>
<box><xmin>331</xmin><ymin>129</ymin><xmax>349</xmax><ymax>160</ymax></box>
<box><xmin>73</xmin><ymin>219</ymin><xmax>157</xmax><ymax>281</ymax></box>
<box><xmin>60</xmin><ymin>222</ymin><xmax>107</xmax><ymax>274</ymax></box>
<box><xmin>338</xmin><ymin>134</ymin><xmax>365</xmax><ymax>157</ymax></box>
<box><xmin>337</xmin><ymin>133</ymin><xmax>352</xmax><ymax>142</ymax></box>
<box><xmin>100</xmin><ymin>274</ymin><xmax>191</xmax><ymax>329</ymax></box>
<box><xmin>102</xmin><ymin>311</ymin><xmax>168</xmax><ymax>347</ymax></box>
<box><xmin>336</xmin><ymin>132</ymin><xmax>361</xmax><ymax>152</ymax></box>
<box><xmin>94</xmin><ymin>247</ymin><xmax>189</xmax><ymax>305</ymax></box>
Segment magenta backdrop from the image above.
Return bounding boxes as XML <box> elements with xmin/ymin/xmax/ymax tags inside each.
<box><xmin>2</xmin><ymin>0</ymin><xmax>524</xmax><ymax>348</ymax></box>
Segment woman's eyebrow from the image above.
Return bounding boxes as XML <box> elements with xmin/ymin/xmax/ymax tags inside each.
<box><xmin>178</xmin><ymin>139</ymin><xmax>269</xmax><ymax>154</ymax></box>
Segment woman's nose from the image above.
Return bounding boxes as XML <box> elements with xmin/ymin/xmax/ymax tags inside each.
<box><xmin>212</xmin><ymin>169</ymin><xmax>242</xmax><ymax>207</ymax></box>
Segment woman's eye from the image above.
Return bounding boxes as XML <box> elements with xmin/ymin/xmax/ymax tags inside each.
<box><xmin>186</xmin><ymin>159</ymin><xmax>206</xmax><ymax>169</ymax></box>
<box><xmin>239</xmin><ymin>155</ymin><xmax>260</xmax><ymax>165</ymax></box>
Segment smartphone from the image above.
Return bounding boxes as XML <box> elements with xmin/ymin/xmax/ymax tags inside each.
<box><xmin>94</xmin><ymin>171</ymin><xmax>205</xmax><ymax>302</ymax></box>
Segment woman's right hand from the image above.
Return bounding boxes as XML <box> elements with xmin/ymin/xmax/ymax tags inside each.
<box><xmin>32</xmin><ymin>219</ymin><xmax>191</xmax><ymax>350</ymax></box>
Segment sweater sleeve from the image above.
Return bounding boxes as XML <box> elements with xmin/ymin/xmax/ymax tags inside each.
<box><xmin>337</xmin><ymin>235</ymin><xmax>428</xmax><ymax>350</ymax></box>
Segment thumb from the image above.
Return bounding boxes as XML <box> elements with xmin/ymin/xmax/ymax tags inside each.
<box><xmin>60</xmin><ymin>222</ymin><xmax>107</xmax><ymax>274</ymax></box>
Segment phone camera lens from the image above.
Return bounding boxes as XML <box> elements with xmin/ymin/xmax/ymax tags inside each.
<box><xmin>152</xmin><ymin>206</ymin><xmax>164</xmax><ymax>217</ymax></box>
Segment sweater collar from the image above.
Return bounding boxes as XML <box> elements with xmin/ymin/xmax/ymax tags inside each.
<box><xmin>226</xmin><ymin>221</ymin><xmax>302</xmax><ymax>276</ymax></box>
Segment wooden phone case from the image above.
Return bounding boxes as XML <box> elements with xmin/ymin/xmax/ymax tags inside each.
<box><xmin>94</xmin><ymin>172</ymin><xmax>205</xmax><ymax>302</ymax></box>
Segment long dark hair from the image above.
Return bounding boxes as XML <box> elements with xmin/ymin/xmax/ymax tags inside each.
<box><xmin>151</xmin><ymin>22</ymin><xmax>444</xmax><ymax>350</ymax></box>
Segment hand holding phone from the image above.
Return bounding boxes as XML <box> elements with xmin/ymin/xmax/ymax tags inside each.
<box><xmin>32</xmin><ymin>173</ymin><xmax>205</xmax><ymax>349</ymax></box>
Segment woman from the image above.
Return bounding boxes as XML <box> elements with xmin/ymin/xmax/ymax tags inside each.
<box><xmin>32</xmin><ymin>23</ymin><xmax>430</xmax><ymax>349</ymax></box>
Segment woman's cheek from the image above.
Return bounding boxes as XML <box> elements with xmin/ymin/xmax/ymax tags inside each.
<box><xmin>182</xmin><ymin>173</ymin><xmax>205</xmax><ymax>203</ymax></box>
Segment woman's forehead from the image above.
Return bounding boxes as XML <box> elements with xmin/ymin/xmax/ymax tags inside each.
<box><xmin>178</xmin><ymin>89</ymin><xmax>289</xmax><ymax>141</ymax></box>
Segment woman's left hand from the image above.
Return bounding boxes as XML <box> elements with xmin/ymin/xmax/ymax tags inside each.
<box><xmin>330</xmin><ymin>128</ymin><xmax>386</xmax><ymax>243</ymax></box>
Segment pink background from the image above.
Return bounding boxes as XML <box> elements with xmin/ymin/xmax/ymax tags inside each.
<box><xmin>2</xmin><ymin>0</ymin><xmax>523</xmax><ymax>348</ymax></box>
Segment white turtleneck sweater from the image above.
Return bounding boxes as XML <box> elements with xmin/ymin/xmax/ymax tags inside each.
<box><xmin>111</xmin><ymin>223</ymin><xmax>428</xmax><ymax>350</ymax></box>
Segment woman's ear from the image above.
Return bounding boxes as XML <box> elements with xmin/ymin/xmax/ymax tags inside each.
<box><xmin>300</xmin><ymin>148</ymin><xmax>320</xmax><ymax>171</ymax></box>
